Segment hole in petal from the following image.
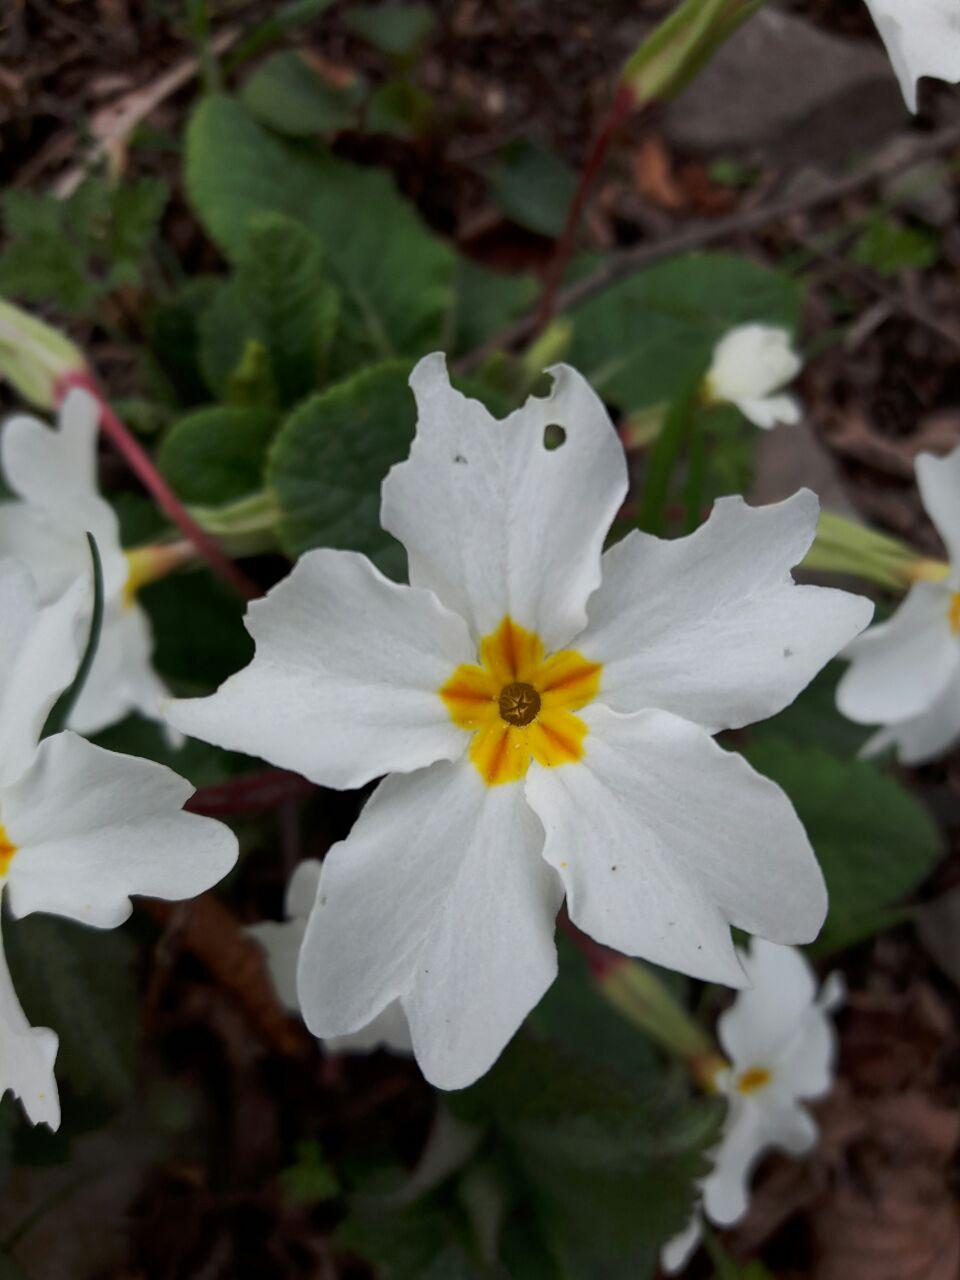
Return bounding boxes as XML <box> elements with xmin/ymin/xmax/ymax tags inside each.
<box><xmin>543</xmin><ymin>423</ymin><xmax>566</xmax><ymax>451</ymax></box>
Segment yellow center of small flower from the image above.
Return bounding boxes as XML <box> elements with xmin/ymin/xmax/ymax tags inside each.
<box><xmin>949</xmin><ymin>593</ymin><xmax>960</xmax><ymax>636</ymax></box>
<box><xmin>735</xmin><ymin>1066</ymin><xmax>773</xmax><ymax>1096</ymax></box>
<box><xmin>0</xmin><ymin>823</ymin><xmax>18</xmax><ymax>877</ymax></box>
<box><xmin>440</xmin><ymin>616</ymin><xmax>602</xmax><ymax>787</ymax></box>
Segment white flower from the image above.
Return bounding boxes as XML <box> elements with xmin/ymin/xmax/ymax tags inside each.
<box><xmin>837</xmin><ymin>444</ymin><xmax>960</xmax><ymax>764</ymax></box>
<box><xmin>704</xmin><ymin>324</ymin><xmax>803</xmax><ymax>430</ymax></box>
<box><xmin>167</xmin><ymin>353</ymin><xmax>871</xmax><ymax>1090</ymax></box>
<box><xmin>662</xmin><ymin>940</ymin><xmax>843</xmax><ymax>1274</ymax></box>
<box><xmin>863</xmin><ymin>0</ymin><xmax>960</xmax><ymax>113</ymax></box>
<box><xmin>0</xmin><ymin>388</ymin><xmax>172</xmax><ymax>735</ymax></box>
<box><xmin>247</xmin><ymin>859</ymin><xmax>412</xmax><ymax>1055</ymax></box>
<box><xmin>0</xmin><ymin>557</ymin><xmax>238</xmax><ymax>1126</ymax></box>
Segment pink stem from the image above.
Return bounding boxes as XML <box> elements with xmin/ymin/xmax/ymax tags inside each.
<box><xmin>58</xmin><ymin>370</ymin><xmax>261</xmax><ymax>600</ymax></box>
<box><xmin>559</xmin><ymin>911</ymin><xmax>628</xmax><ymax>980</ymax></box>
<box><xmin>186</xmin><ymin>769</ymin><xmax>315</xmax><ymax>818</ymax></box>
<box><xmin>532</xmin><ymin>82</ymin><xmax>637</xmax><ymax>337</ymax></box>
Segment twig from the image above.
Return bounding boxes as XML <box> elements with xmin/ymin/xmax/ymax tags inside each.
<box><xmin>456</xmin><ymin>120</ymin><xmax>960</xmax><ymax>375</ymax></box>
<box><xmin>59</xmin><ymin>370</ymin><xmax>260</xmax><ymax>599</ymax></box>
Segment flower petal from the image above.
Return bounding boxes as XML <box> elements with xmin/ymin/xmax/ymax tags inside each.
<box><xmin>4</xmin><ymin>731</ymin><xmax>238</xmax><ymax>929</ymax></box>
<box><xmin>68</xmin><ymin>603</ymin><xmax>170</xmax><ymax>736</ymax></box>
<box><xmin>0</xmin><ymin>915</ymin><xmax>59</xmax><ymax>1129</ymax></box>
<box><xmin>836</xmin><ymin>582</ymin><xmax>959</xmax><ymax>726</ymax></box>
<box><xmin>524</xmin><ymin>705</ymin><xmax>827</xmax><ymax>986</ymax></box>
<box><xmin>718</xmin><ymin>940</ymin><xmax>818</xmax><ymax>1068</ymax></box>
<box><xmin>0</xmin><ymin>559</ymin><xmax>87</xmax><ymax>787</ymax></box>
<box><xmin>916</xmin><ymin>443</ymin><xmax>960</xmax><ymax>567</ymax></box>
<box><xmin>580</xmin><ymin>491</ymin><xmax>873</xmax><ymax>731</ymax></box>
<box><xmin>708</xmin><ymin>325</ymin><xmax>802</xmax><ymax>402</ymax></box>
<box><xmin>736</xmin><ymin>394</ymin><xmax>802</xmax><ymax>430</ymax></box>
<box><xmin>861</xmin><ymin>665</ymin><xmax>960</xmax><ymax>764</ymax></box>
<box><xmin>167</xmin><ymin>548</ymin><xmax>475</xmax><ymax>790</ymax></box>
<box><xmin>1</xmin><ymin>390</ymin><xmax>127</xmax><ymax>598</ymax></box>
<box><xmin>661</xmin><ymin>1212</ymin><xmax>703</xmax><ymax>1275</ymax></box>
<box><xmin>700</xmin><ymin>1101</ymin><xmax>762</xmax><ymax>1225</ymax></box>
<box><xmin>863</xmin><ymin>0</ymin><xmax>960</xmax><ymax>112</ymax></box>
<box><xmin>381</xmin><ymin>353</ymin><xmax>628</xmax><ymax>651</ymax></box>
<box><xmin>297</xmin><ymin>760</ymin><xmax>562</xmax><ymax>1090</ymax></box>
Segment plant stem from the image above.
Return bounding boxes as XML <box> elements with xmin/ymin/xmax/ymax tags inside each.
<box><xmin>58</xmin><ymin>371</ymin><xmax>260</xmax><ymax>600</ymax></box>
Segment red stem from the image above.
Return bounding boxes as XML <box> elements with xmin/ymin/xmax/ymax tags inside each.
<box><xmin>186</xmin><ymin>768</ymin><xmax>315</xmax><ymax>817</ymax></box>
<box><xmin>58</xmin><ymin>370</ymin><xmax>261</xmax><ymax>600</ymax></box>
<box><xmin>532</xmin><ymin>82</ymin><xmax>637</xmax><ymax>337</ymax></box>
<box><xmin>559</xmin><ymin>911</ymin><xmax>628</xmax><ymax>981</ymax></box>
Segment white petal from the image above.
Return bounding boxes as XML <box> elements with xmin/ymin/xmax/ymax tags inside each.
<box><xmin>863</xmin><ymin>0</ymin><xmax>960</xmax><ymax>112</ymax></box>
<box><xmin>836</xmin><ymin>582</ymin><xmax>959</xmax><ymax>726</ymax></box>
<box><xmin>718</xmin><ymin>940</ymin><xmax>818</xmax><ymax>1068</ymax></box>
<box><xmin>327</xmin><ymin>1001</ymin><xmax>412</xmax><ymax>1055</ymax></box>
<box><xmin>524</xmin><ymin>706</ymin><xmax>826</xmax><ymax>987</ymax></box>
<box><xmin>297</xmin><ymin>760</ymin><xmax>562</xmax><ymax>1090</ymax></box>
<box><xmin>661</xmin><ymin>1212</ymin><xmax>703</xmax><ymax>1274</ymax></box>
<box><xmin>381</xmin><ymin>354</ymin><xmax>628</xmax><ymax>651</ymax></box>
<box><xmin>0</xmin><ymin>503</ymin><xmax>83</xmax><ymax>600</ymax></box>
<box><xmin>580</xmin><ymin>491</ymin><xmax>873</xmax><ymax>732</ymax></box>
<box><xmin>166</xmin><ymin>548</ymin><xmax>475</xmax><ymax>791</ymax></box>
<box><xmin>701</xmin><ymin>1100</ymin><xmax>762</xmax><ymax>1225</ymax></box>
<box><xmin>1</xmin><ymin>390</ymin><xmax>127</xmax><ymax>598</ymax></box>
<box><xmin>3</xmin><ymin>731</ymin><xmax>238</xmax><ymax>929</ymax></box>
<box><xmin>0</xmin><ymin>914</ymin><xmax>59</xmax><ymax>1129</ymax></box>
<box><xmin>708</xmin><ymin>325</ymin><xmax>802</xmax><ymax>402</ymax></box>
<box><xmin>0</xmin><ymin>560</ymin><xmax>87</xmax><ymax>787</ymax></box>
<box><xmin>68</xmin><ymin>603</ymin><xmax>170</xmax><ymax>736</ymax></box>
<box><xmin>860</xmin><ymin>665</ymin><xmax>960</xmax><ymax>764</ymax></box>
<box><xmin>285</xmin><ymin>857</ymin><xmax>322</xmax><ymax>920</ymax></box>
<box><xmin>916</xmin><ymin>444</ymin><xmax>960</xmax><ymax>567</ymax></box>
<box><xmin>736</xmin><ymin>394</ymin><xmax>803</xmax><ymax>430</ymax></box>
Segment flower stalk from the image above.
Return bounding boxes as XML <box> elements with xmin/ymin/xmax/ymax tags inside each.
<box><xmin>802</xmin><ymin>510</ymin><xmax>947</xmax><ymax>590</ymax></box>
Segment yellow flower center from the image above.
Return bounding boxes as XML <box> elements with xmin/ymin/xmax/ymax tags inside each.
<box><xmin>0</xmin><ymin>822</ymin><xmax>18</xmax><ymax>877</ymax></box>
<box><xmin>949</xmin><ymin>593</ymin><xmax>960</xmax><ymax>636</ymax></box>
<box><xmin>440</xmin><ymin>616</ymin><xmax>601</xmax><ymax>787</ymax></box>
<box><xmin>735</xmin><ymin>1066</ymin><xmax>772</xmax><ymax>1096</ymax></box>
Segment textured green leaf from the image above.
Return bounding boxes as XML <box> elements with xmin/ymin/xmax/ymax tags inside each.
<box><xmin>147</xmin><ymin>277</ymin><xmax>222</xmax><ymax>407</ymax></box>
<box><xmin>487</xmin><ymin>140</ymin><xmax>577</xmax><ymax>238</ymax></box>
<box><xmin>185</xmin><ymin>95</ymin><xmax>454</xmax><ymax>358</ymax></box>
<box><xmin>241</xmin><ymin>50</ymin><xmax>365</xmax><ymax>136</ymax></box>
<box><xmin>568</xmin><ymin>253</ymin><xmax>802</xmax><ymax>411</ymax></box>
<box><xmin>5</xmin><ymin>916</ymin><xmax>137</xmax><ymax>1108</ymax></box>
<box><xmin>158</xmin><ymin>405</ymin><xmax>278</xmax><ymax>505</ymax></box>
<box><xmin>344</xmin><ymin>3</ymin><xmax>436</xmax><ymax>57</ymax></box>
<box><xmin>197</xmin><ymin>212</ymin><xmax>338</xmax><ymax>406</ymax></box>
<box><xmin>141</xmin><ymin>568</ymin><xmax>253</xmax><ymax>692</ymax></box>
<box><xmin>267</xmin><ymin>361</ymin><xmax>415</xmax><ymax>575</ymax></box>
<box><xmin>449</xmin><ymin>260</ymin><xmax>538</xmax><ymax>356</ymax></box>
<box><xmin>742</xmin><ymin>736</ymin><xmax>942</xmax><ymax>952</ymax></box>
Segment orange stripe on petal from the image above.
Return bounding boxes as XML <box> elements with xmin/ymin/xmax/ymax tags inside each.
<box><xmin>439</xmin><ymin>664</ymin><xmax>499</xmax><ymax>729</ymax></box>
<box><xmin>538</xmin><ymin>651</ymin><xmax>602</xmax><ymax>712</ymax></box>
<box><xmin>469</xmin><ymin>722</ymin><xmax>531</xmax><ymax>786</ymax></box>
<box><xmin>480</xmin><ymin>616</ymin><xmax>543</xmax><ymax>685</ymax></box>
<box><xmin>528</xmin><ymin>709</ymin><xmax>588</xmax><ymax>768</ymax></box>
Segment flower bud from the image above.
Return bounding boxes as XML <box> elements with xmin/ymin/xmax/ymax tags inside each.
<box><xmin>0</xmin><ymin>297</ymin><xmax>86</xmax><ymax>409</ymax></box>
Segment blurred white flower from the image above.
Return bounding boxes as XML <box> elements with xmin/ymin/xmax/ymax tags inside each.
<box><xmin>168</xmin><ymin>353</ymin><xmax>871</xmax><ymax>1091</ymax></box>
<box><xmin>863</xmin><ymin>0</ymin><xmax>960</xmax><ymax>113</ymax></box>
<box><xmin>0</xmin><ymin>388</ymin><xmax>174</xmax><ymax>735</ymax></box>
<box><xmin>837</xmin><ymin>443</ymin><xmax>960</xmax><ymax>764</ymax></box>
<box><xmin>662</xmin><ymin>940</ymin><xmax>843</xmax><ymax>1274</ymax></box>
<box><xmin>0</xmin><ymin>558</ymin><xmax>238</xmax><ymax>1127</ymax></box>
<box><xmin>248</xmin><ymin>859</ymin><xmax>412</xmax><ymax>1055</ymax></box>
<box><xmin>705</xmin><ymin>324</ymin><xmax>803</xmax><ymax>430</ymax></box>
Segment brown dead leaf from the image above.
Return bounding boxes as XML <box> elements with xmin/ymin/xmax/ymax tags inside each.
<box><xmin>631</xmin><ymin>134</ymin><xmax>686</xmax><ymax>211</ymax></box>
<box><xmin>826</xmin><ymin>407</ymin><xmax>960</xmax><ymax>479</ymax></box>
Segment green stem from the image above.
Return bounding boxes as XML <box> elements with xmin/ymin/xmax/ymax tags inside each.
<box><xmin>42</xmin><ymin>534</ymin><xmax>104</xmax><ymax>738</ymax></box>
<box><xmin>684</xmin><ymin>412</ymin><xmax>706</xmax><ymax>533</ymax></box>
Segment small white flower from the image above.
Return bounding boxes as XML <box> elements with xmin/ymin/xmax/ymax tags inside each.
<box><xmin>0</xmin><ymin>558</ymin><xmax>238</xmax><ymax>1126</ymax></box>
<box><xmin>704</xmin><ymin>324</ymin><xmax>803</xmax><ymax>430</ymax></box>
<box><xmin>662</xmin><ymin>940</ymin><xmax>843</xmax><ymax>1274</ymax></box>
<box><xmin>248</xmin><ymin>859</ymin><xmax>411</xmax><ymax>1055</ymax></box>
<box><xmin>168</xmin><ymin>353</ymin><xmax>871</xmax><ymax>1090</ymax></box>
<box><xmin>863</xmin><ymin>0</ymin><xmax>960</xmax><ymax>113</ymax></box>
<box><xmin>0</xmin><ymin>388</ymin><xmax>171</xmax><ymax>735</ymax></box>
<box><xmin>837</xmin><ymin>443</ymin><xmax>960</xmax><ymax>764</ymax></box>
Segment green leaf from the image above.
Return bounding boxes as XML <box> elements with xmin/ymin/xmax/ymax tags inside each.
<box><xmin>147</xmin><ymin>277</ymin><xmax>222</xmax><ymax>407</ymax></box>
<box><xmin>267</xmin><ymin>360</ymin><xmax>415</xmax><ymax>575</ymax></box>
<box><xmin>487</xmin><ymin>140</ymin><xmax>577</xmax><ymax>238</ymax></box>
<box><xmin>344</xmin><ymin>3</ymin><xmax>436</xmax><ymax>57</ymax></box>
<box><xmin>339</xmin><ymin>1202</ymin><xmax>488</xmax><ymax>1280</ymax></box>
<box><xmin>742</xmin><ymin>736</ymin><xmax>942</xmax><ymax>953</ymax></box>
<box><xmin>5</xmin><ymin>915</ymin><xmax>137</xmax><ymax>1109</ymax></box>
<box><xmin>158</xmin><ymin>405</ymin><xmax>278</xmax><ymax>505</ymax></box>
<box><xmin>241</xmin><ymin>50</ymin><xmax>364</xmax><ymax>137</ymax></box>
<box><xmin>449</xmin><ymin>260</ymin><xmax>538</xmax><ymax>356</ymax></box>
<box><xmin>852</xmin><ymin>213</ymin><xmax>939</xmax><ymax>277</ymax></box>
<box><xmin>367</xmin><ymin>79</ymin><xmax>434</xmax><ymax>139</ymax></box>
<box><xmin>280</xmin><ymin>1140</ymin><xmax>340</xmax><ymax>1205</ymax></box>
<box><xmin>185</xmin><ymin>95</ymin><xmax>454</xmax><ymax>359</ymax></box>
<box><xmin>568</xmin><ymin>253</ymin><xmax>802</xmax><ymax>412</ymax></box>
<box><xmin>141</xmin><ymin>568</ymin><xmax>253</xmax><ymax>692</ymax></box>
<box><xmin>197</xmin><ymin>211</ymin><xmax>339</xmax><ymax>406</ymax></box>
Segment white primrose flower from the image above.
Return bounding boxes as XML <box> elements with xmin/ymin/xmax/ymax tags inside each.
<box><xmin>837</xmin><ymin>444</ymin><xmax>960</xmax><ymax>764</ymax></box>
<box><xmin>167</xmin><ymin>353</ymin><xmax>871</xmax><ymax>1090</ymax></box>
<box><xmin>662</xmin><ymin>940</ymin><xmax>843</xmax><ymax>1275</ymax></box>
<box><xmin>0</xmin><ymin>558</ymin><xmax>238</xmax><ymax>1127</ymax></box>
<box><xmin>704</xmin><ymin>325</ymin><xmax>803</xmax><ymax>430</ymax></box>
<box><xmin>0</xmin><ymin>387</ymin><xmax>172</xmax><ymax>736</ymax></box>
<box><xmin>863</xmin><ymin>0</ymin><xmax>960</xmax><ymax>113</ymax></box>
<box><xmin>248</xmin><ymin>859</ymin><xmax>412</xmax><ymax>1055</ymax></box>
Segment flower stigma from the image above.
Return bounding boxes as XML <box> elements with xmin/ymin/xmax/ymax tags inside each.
<box><xmin>440</xmin><ymin>616</ymin><xmax>601</xmax><ymax>787</ymax></box>
<box><xmin>0</xmin><ymin>822</ymin><xmax>18</xmax><ymax>877</ymax></box>
<box><xmin>735</xmin><ymin>1066</ymin><xmax>773</xmax><ymax>1096</ymax></box>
